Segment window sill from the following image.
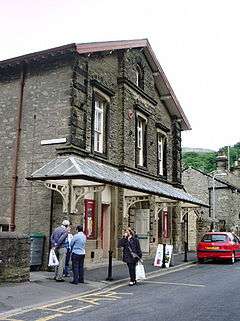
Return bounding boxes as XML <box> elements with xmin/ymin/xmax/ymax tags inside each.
<box><xmin>136</xmin><ymin>165</ymin><xmax>148</xmax><ymax>172</ymax></box>
<box><xmin>92</xmin><ymin>151</ymin><xmax>108</xmax><ymax>160</ymax></box>
<box><xmin>158</xmin><ymin>174</ymin><xmax>167</xmax><ymax>181</ymax></box>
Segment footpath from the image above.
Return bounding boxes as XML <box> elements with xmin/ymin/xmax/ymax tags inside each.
<box><xmin>0</xmin><ymin>252</ymin><xmax>196</xmax><ymax>315</ymax></box>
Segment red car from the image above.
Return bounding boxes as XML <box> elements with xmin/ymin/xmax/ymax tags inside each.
<box><xmin>197</xmin><ymin>232</ymin><xmax>240</xmax><ymax>264</ymax></box>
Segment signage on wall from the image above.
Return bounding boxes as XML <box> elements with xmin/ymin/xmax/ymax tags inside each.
<box><xmin>162</xmin><ymin>209</ymin><xmax>169</xmax><ymax>239</ymax></box>
<box><xmin>128</xmin><ymin>110</ymin><xmax>134</xmax><ymax>120</ymax></box>
<box><xmin>41</xmin><ymin>138</ymin><xmax>66</xmax><ymax>145</ymax></box>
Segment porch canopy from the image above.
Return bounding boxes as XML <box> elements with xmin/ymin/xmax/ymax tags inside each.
<box><xmin>27</xmin><ymin>156</ymin><xmax>208</xmax><ymax>208</ymax></box>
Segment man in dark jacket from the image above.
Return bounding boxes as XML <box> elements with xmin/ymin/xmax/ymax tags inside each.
<box><xmin>118</xmin><ymin>227</ymin><xmax>142</xmax><ymax>286</ymax></box>
<box><xmin>51</xmin><ymin>219</ymin><xmax>70</xmax><ymax>282</ymax></box>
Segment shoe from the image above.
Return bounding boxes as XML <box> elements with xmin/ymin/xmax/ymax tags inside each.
<box><xmin>129</xmin><ymin>281</ymin><xmax>134</xmax><ymax>286</ymax></box>
<box><xmin>55</xmin><ymin>279</ymin><xmax>65</xmax><ymax>282</ymax></box>
<box><xmin>64</xmin><ymin>274</ymin><xmax>70</xmax><ymax>277</ymax></box>
<box><xmin>70</xmin><ymin>281</ymin><xmax>78</xmax><ymax>285</ymax></box>
<box><xmin>133</xmin><ymin>280</ymin><xmax>137</xmax><ymax>285</ymax></box>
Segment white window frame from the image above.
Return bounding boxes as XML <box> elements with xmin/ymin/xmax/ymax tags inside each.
<box><xmin>136</xmin><ymin>113</ymin><xmax>147</xmax><ymax>167</ymax></box>
<box><xmin>94</xmin><ymin>99</ymin><xmax>104</xmax><ymax>153</ymax></box>
<box><xmin>157</xmin><ymin>131</ymin><xmax>166</xmax><ymax>176</ymax></box>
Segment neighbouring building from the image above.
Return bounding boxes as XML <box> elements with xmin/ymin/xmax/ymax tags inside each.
<box><xmin>0</xmin><ymin>39</ymin><xmax>207</xmax><ymax>266</ymax></box>
<box><xmin>183</xmin><ymin>155</ymin><xmax>240</xmax><ymax>250</ymax></box>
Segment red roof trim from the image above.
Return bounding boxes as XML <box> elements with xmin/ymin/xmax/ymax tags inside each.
<box><xmin>76</xmin><ymin>39</ymin><xmax>148</xmax><ymax>54</ymax></box>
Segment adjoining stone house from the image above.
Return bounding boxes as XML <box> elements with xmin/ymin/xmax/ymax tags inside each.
<box><xmin>183</xmin><ymin>155</ymin><xmax>240</xmax><ymax>250</ymax></box>
<box><xmin>0</xmin><ymin>39</ymin><xmax>206</xmax><ymax>266</ymax></box>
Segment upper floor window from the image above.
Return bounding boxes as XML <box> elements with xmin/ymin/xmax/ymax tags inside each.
<box><xmin>136</xmin><ymin>65</ymin><xmax>144</xmax><ymax>89</ymax></box>
<box><xmin>94</xmin><ymin>99</ymin><xmax>104</xmax><ymax>153</ymax></box>
<box><xmin>136</xmin><ymin>114</ymin><xmax>147</xmax><ymax>167</ymax></box>
<box><xmin>157</xmin><ymin>132</ymin><xmax>167</xmax><ymax>177</ymax></box>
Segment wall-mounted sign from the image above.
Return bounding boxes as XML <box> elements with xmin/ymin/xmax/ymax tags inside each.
<box><xmin>128</xmin><ymin>110</ymin><xmax>134</xmax><ymax>120</ymax></box>
<box><xmin>41</xmin><ymin>138</ymin><xmax>67</xmax><ymax>145</ymax></box>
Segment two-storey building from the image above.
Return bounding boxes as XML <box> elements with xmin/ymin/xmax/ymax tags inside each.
<box><xmin>0</xmin><ymin>39</ymin><xmax>206</xmax><ymax>264</ymax></box>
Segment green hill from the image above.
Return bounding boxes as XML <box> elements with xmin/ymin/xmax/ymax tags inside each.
<box><xmin>182</xmin><ymin>142</ymin><xmax>240</xmax><ymax>173</ymax></box>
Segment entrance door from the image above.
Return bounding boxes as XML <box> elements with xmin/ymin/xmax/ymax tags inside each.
<box><xmin>135</xmin><ymin>209</ymin><xmax>150</xmax><ymax>253</ymax></box>
<box><xmin>101</xmin><ymin>204</ymin><xmax>110</xmax><ymax>257</ymax></box>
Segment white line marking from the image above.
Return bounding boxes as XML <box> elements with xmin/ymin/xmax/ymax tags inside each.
<box><xmin>143</xmin><ymin>280</ymin><xmax>205</xmax><ymax>287</ymax></box>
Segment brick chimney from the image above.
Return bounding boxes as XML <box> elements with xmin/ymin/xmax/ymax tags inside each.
<box><xmin>216</xmin><ymin>155</ymin><xmax>228</xmax><ymax>171</ymax></box>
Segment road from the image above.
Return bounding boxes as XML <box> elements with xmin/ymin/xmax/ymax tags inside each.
<box><xmin>1</xmin><ymin>261</ymin><xmax>240</xmax><ymax>321</ymax></box>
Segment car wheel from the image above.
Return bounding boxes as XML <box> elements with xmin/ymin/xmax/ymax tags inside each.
<box><xmin>198</xmin><ymin>258</ymin><xmax>204</xmax><ymax>264</ymax></box>
<box><xmin>230</xmin><ymin>252</ymin><xmax>235</xmax><ymax>264</ymax></box>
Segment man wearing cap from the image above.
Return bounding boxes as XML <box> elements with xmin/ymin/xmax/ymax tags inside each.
<box><xmin>70</xmin><ymin>225</ymin><xmax>87</xmax><ymax>285</ymax></box>
<box><xmin>51</xmin><ymin>219</ymin><xmax>70</xmax><ymax>282</ymax></box>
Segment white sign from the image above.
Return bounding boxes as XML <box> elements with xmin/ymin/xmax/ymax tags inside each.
<box><xmin>154</xmin><ymin>244</ymin><xmax>173</xmax><ymax>268</ymax></box>
<box><xmin>154</xmin><ymin>244</ymin><xmax>163</xmax><ymax>267</ymax></box>
<box><xmin>41</xmin><ymin>138</ymin><xmax>67</xmax><ymax>145</ymax></box>
<box><xmin>165</xmin><ymin>244</ymin><xmax>173</xmax><ymax>268</ymax></box>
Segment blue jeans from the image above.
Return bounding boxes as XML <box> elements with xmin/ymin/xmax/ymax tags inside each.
<box><xmin>71</xmin><ymin>253</ymin><xmax>85</xmax><ymax>284</ymax></box>
<box><xmin>64</xmin><ymin>248</ymin><xmax>71</xmax><ymax>276</ymax></box>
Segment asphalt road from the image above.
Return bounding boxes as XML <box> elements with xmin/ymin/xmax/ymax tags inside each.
<box><xmin>1</xmin><ymin>261</ymin><xmax>240</xmax><ymax>321</ymax></box>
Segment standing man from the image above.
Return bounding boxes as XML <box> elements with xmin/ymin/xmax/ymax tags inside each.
<box><xmin>70</xmin><ymin>225</ymin><xmax>86</xmax><ymax>285</ymax></box>
<box><xmin>51</xmin><ymin>219</ymin><xmax>70</xmax><ymax>282</ymax></box>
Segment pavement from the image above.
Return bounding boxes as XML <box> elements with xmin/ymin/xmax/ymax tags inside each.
<box><xmin>0</xmin><ymin>252</ymin><xmax>196</xmax><ymax>315</ymax></box>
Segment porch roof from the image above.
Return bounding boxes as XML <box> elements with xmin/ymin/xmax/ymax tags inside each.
<box><xmin>27</xmin><ymin>156</ymin><xmax>209</xmax><ymax>208</ymax></box>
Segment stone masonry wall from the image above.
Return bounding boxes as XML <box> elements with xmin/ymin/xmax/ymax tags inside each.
<box><xmin>0</xmin><ymin>232</ymin><xmax>30</xmax><ymax>282</ymax></box>
<box><xmin>0</xmin><ymin>58</ymin><xmax>73</xmax><ymax>244</ymax></box>
<box><xmin>183</xmin><ymin>167</ymin><xmax>240</xmax><ymax>238</ymax></box>
<box><xmin>71</xmin><ymin>49</ymin><xmax>179</xmax><ymax>184</ymax></box>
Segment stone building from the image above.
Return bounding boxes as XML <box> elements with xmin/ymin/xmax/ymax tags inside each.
<box><xmin>183</xmin><ymin>155</ymin><xmax>240</xmax><ymax>250</ymax></box>
<box><xmin>0</xmin><ymin>39</ymin><xmax>206</xmax><ymax>265</ymax></box>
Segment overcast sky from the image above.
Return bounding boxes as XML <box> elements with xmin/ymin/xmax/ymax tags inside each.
<box><xmin>1</xmin><ymin>0</ymin><xmax>239</xmax><ymax>151</ymax></box>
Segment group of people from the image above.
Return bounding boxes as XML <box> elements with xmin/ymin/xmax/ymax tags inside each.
<box><xmin>51</xmin><ymin>220</ymin><xmax>86</xmax><ymax>284</ymax></box>
<box><xmin>51</xmin><ymin>221</ymin><xmax>142</xmax><ymax>287</ymax></box>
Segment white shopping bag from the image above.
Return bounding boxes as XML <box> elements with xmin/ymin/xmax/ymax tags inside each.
<box><xmin>48</xmin><ymin>249</ymin><xmax>59</xmax><ymax>267</ymax></box>
<box><xmin>136</xmin><ymin>261</ymin><xmax>146</xmax><ymax>280</ymax></box>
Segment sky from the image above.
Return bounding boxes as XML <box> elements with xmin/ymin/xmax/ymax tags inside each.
<box><xmin>0</xmin><ymin>0</ymin><xmax>239</xmax><ymax>151</ymax></box>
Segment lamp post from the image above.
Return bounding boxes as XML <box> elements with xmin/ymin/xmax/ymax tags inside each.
<box><xmin>212</xmin><ymin>172</ymin><xmax>227</xmax><ymax>231</ymax></box>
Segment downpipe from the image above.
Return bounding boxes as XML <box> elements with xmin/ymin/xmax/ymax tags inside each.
<box><xmin>10</xmin><ymin>65</ymin><xmax>26</xmax><ymax>232</ymax></box>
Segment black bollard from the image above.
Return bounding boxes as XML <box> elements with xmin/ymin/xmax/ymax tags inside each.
<box><xmin>162</xmin><ymin>244</ymin><xmax>166</xmax><ymax>268</ymax></box>
<box><xmin>184</xmin><ymin>241</ymin><xmax>188</xmax><ymax>262</ymax></box>
<box><xmin>106</xmin><ymin>250</ymin><xmax>113</xmax><ymax>281</ymax></box>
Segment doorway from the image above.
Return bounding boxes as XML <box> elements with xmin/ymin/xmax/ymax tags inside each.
<box><xmin>135</xmin><ymin>209</ymin><xmax>150</xmax><ymax>253</ymax></box>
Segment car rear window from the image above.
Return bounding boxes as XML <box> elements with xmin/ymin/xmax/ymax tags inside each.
<box><xmin>201</xmin><ymin>234</ymin><xmax>228</xmax><ymax>243</ymax></box>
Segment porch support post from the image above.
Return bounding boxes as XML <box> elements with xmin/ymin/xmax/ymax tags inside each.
<box><xmin>67</xmin><ymin>179</ymin><xmax>72</xmax><ymax>218</ymax></box>
<box><xmin>172</xmin><ymin>202</ymin><xmax>182</xmax><ymax>252</ymax></box>
<box><xmin>110</xmin><ymin>186</ymin><xmax>118</xmax><ymax>257</ymax></box>
<box><xmin>95</xmin><ymin>191</ymin><xmax>102</xmax><ymax>249</ymax></box>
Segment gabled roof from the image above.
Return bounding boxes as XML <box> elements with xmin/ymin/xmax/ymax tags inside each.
<box><xmin>0</xmin><ymin>39</ymin><xmax>191</xmax><ymax>130</ymax></box>
<box><xmin>183</xmin><ymin>166</ymin><xmax>240</xmax><ymax>192</ymax></box>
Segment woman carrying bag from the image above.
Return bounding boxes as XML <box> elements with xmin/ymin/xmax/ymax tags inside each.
<box><xmin>118</xmin><ymin>227</ymin><xmax>142</xmax><ymax>286</ymax></box>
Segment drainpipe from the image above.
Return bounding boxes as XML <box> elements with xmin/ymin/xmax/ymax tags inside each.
<box><xmin>10</xmin><ymin>65</ymin><xmax>26</xmax><ymax>232</ymax></box>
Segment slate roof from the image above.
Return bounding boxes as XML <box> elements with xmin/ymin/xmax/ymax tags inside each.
<box><xmin>27</xmin><ymin>156</ymin><xmax>208</xmax><ymax>207</ymax></box>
